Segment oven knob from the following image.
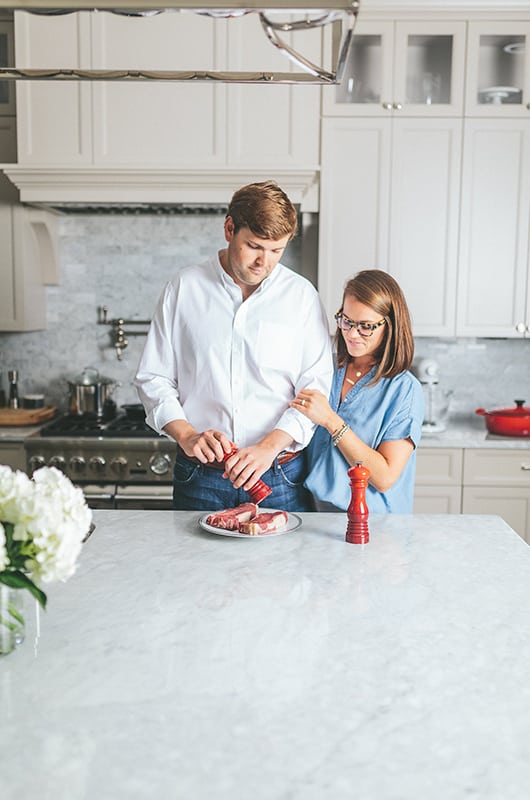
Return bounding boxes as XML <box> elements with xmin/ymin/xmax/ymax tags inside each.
<box><xmin>69</xmin><ymin>456</ymin><xmax>87</xmax><ymax>475</ymax></box>
<box><xmin>89</xmin><ymin>456</ymin><xmax>106</xmax><ymax>474</ymax></box>
<box><xmin>149</xmin><ymin>453</ymin><xmax>172</xmax><ymax>476</ymax></box>
<box><xmin>28</xmin><ymin>455</ymin><xmax>46</xmax><ymax>474</ymax></box>
<box><xmin>110</xmin><ymin>456</ymin><xmax>128</xmax><ymax>476</ymax></box>
<box><xmin>48</xmin><ymin>455</ymin><xmax>66</xmax><ymax>472</ymax></box>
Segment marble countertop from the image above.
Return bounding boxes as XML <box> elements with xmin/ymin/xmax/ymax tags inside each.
<box><xmin>2</xmin><ymin>510</ymin><xmax>530</xmax><ymax>800</ymax></box>
<box><xmin>0</xmin><ymin>424</ymin><xmax>43</xmax><ymax>442</ymax></box>
<box><xmin>1</xmin><ymin>413</ymin><xmax>529</xmax><ymax>449</ymax></box>
<box><xmin>0</xmin><ymin>412</ymin><xmax>528</xmax><ymax>449</ymax></box>
<box><xmin>419</xmin><ymin>414</ymin><xmax>530</xmax><ymax>449</ymax></box>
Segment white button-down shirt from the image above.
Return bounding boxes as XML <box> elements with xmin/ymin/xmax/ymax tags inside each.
<box><xmin>135</xmin><ymin>256</ymin><xmax>333</xmax><ymax>451</ymax></box>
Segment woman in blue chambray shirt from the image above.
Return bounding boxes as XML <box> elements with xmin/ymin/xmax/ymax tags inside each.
<box><xmin>291</xmin><ymin>270</ymin><xmax>424</xmax><ymax>513</ymax></box>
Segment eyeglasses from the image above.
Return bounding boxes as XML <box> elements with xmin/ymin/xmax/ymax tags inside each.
<box><xmin>334</xmin><ymin>312</ymin><xmax>386</xmax><ymax>337</ymax></box>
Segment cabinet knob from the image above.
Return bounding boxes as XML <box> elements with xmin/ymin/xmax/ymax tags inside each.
<box><xmin>382</xmin><ymin>102</ymin><xmax>392</xmax><ymax>110</ymax></box>
<box><xmin>393</xmin><ymin>102</ymin><xmax>403</xmax><ymax>110</ymax></box>
<box><xmin>515</xmin><ymin>322</ymin><xmax>526</xmax><ymax>334</ymax></box>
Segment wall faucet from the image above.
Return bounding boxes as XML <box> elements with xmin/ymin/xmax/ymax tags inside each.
<box><xmin>98</xmin><ymin>306</ymin><xmax>151</xmax><ymax>360</ymax></box>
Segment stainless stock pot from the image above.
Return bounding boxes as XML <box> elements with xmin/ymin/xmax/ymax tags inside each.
<box><xmin>67</xmin><ymin>367</ymin><xmax>117</xmax><ymax>417</ymax></box>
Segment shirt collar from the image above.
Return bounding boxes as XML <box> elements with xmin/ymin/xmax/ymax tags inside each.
<box><xmin>216</xmin><ymin>257</ymin><xmax>284</xmax><ymax>298</ymax></box>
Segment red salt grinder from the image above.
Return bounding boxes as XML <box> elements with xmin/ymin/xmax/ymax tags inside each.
<box><xmin>224</xmin><ymin>444</ymin><xmax>272</xmax><ymax>504</ymax></box>
<box><xmin>346</xmin><ymin>461</ymin><xmax>370</xmax><ymax>544</ymax></box>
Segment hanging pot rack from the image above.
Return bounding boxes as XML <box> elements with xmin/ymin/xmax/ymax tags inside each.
<box><xmin>0</xmin><ymin>1</ymin><xmax>360</xmax><ymax>84</ymax></box>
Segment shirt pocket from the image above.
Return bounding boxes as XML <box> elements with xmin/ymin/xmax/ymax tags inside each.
<box><xmin>256</xmin><ymin>321</ymin><xmax>299</xmax><ymax>376</ymax></box>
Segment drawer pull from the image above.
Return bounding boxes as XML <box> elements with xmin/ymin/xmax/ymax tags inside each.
<box><xmin>521</xmin><ymin>464</ymin><xmax>530</xmax><ymax>471</ymax></box>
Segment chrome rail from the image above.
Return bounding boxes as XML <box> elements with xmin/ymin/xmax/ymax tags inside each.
<box><xmin>0</xmin><ymin>2</ymin><xmax>360</xmax><ymax>85</ymax></box>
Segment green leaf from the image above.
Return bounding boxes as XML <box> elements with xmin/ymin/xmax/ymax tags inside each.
<box><xmin>0</xmin><ymin>571</ymin><xmax>47</xmax><ymax>609</ymax></box>
<box><xmin>7</xmin><ymin>603</ymin><xmax>25</xmax><ymax>626</ymax></box>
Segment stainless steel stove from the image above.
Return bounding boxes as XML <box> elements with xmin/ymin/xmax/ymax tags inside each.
<box><xmin>24</xmin><ymin>406</ymin><xmax>176</xmax><ymax>509</ymax></box>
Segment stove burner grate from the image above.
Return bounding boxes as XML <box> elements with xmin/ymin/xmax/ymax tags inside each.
<box><xmin>39</xmin><ymin>413</ymin><xmax>160</xmax><ymax>439</ymax></box>
<box><xmin>105</xmin><ymin>417</ymin><xmax>159</xmax><ymax>438</ymax></box>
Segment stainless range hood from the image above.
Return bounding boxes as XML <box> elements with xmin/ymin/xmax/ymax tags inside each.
<box><xmin>0</xmin><ymin>1</ymin><xmax>360</xmax><ymax>84</ymax></box>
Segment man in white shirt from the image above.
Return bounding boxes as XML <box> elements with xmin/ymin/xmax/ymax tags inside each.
<box><xmin>134</xmin><ymin>181</ymin><xmax>333</xmax><ymax>511</ymax></box>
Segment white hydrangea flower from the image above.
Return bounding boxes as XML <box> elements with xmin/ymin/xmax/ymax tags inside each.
<box><xmin>1</xmin><ymin>465</ymin><xmax>92</xmax><ymax>585</ymax></box>
<box><xmin>0</xmin><ymin>465</ymin><xmax>34</xmax><ymax>530</ymax></box>
<box><xmin>0</xmin><ymin>522</ymin><xmax>9</xmax><ymax>571</ymax></box>
<box><xmin>24</xmin><ymin>467</ymin><xmax>92</xmax><ymax>583</ymax></box>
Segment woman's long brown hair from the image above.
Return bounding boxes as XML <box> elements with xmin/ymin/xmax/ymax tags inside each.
<box><xmin>335</xmin><ymin>269</ymin><xmax>415</xmax><ymax>383</ymax></box>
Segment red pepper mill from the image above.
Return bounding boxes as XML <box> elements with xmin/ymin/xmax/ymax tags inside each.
<box><xmin>346</xmin><ymin>461</ymin><xmax>371</xmax><ymax>544</ymax></box>
<box><xmin>224</xmin><ymin>444</ymin><xmax>272</xmax><ymax>504</ymax></box>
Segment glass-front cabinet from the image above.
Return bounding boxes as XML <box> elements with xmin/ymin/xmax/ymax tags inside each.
<box><xmin>465</xmin><ymin>22</ymin><xmax>530</xmax><ymax>116</ymax></box>
<box><xmin>323</xmin><ymin>21</ymin><xmax>466</xmax><ymax>117</ymax></box>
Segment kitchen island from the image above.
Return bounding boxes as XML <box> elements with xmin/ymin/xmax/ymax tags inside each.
<box><xmin>2</xmin><ymin>510</ymin><xmax>530</xmax><ymax>800</ymax></box>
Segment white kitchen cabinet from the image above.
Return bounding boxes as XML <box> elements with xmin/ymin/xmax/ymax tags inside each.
<box><xmin>322</xmin><ymin>19</ymin><xmax>465</xmax><ymax>118</ymax></box>
<box><xmin>0</xmin><ymin>204</ymin><xmax>57</xmax><ymax>332</ymax></box>
<box><xmin>0</xmin><ymin>203</ymin><xmax>45</xmax><ymax>330</ymax></box>
<box><xmin>0</xmin><ymin>17</ymin><xmax>15</xmax><ymax>163</ymax></box>
<box><xmin>318</xmin><ymin>115</ymin><xmax>461</xmax><ymax>335</ymax></box>
<box><xmin>320</xmin><ymin>12</ymin><xmax>530</xmax><ymax>340</ymax></box>
<box><xmin>456</xmin><ymin>118</ymin><xmax>530</xmax><ymax>338</ymax></box>
<box><xmin>14</xmin><ymin>12</ymin><xmax>92</xmax><ymax>166</ymax></box>
<box><xmin>90</xmin><ymin>12</ymin><xmax>224</xmax><ymax>169</ymax></box>
<box><xmin>14</xmin><ymin>11</ymin><xmax>320</xmax><ymax>173</ymax></box>
<box><xmin>465</xmin><ymin>21</ymin><xmax>530</xmax><ymax>118</ymax></box>
<box><xmin>462</xmin><ymin>448</ymin><xmax>530</xmax><ymax>542</ymax></box>
<box><xmin>0</xmin><ymin>441</ymin><xmax>26</xmax><ymax>472</ymax></box>
<box><xmin>414</xmin><ymin>447</ymin><xmax>463</xmax><ymax>514</ymax></box>
<box><xmin>0</xmin><ymin>17</ymin><xmax>15</xmax><ymax>116</ymax></box>
<box><xmin>225</xmin><ymin>14</ymin><xmax>320</xmax><ymax>169</ymax></box>
<box><xmin>0</xmin><ymin>116</ymin><xmax>16</xmax><ymax>162</ymax></box>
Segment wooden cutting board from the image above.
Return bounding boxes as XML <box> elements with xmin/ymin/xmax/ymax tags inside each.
<box><xmin>0</xmin><ymin>406</ymin><xmax>57</xmax><ymax>427</ymax></box>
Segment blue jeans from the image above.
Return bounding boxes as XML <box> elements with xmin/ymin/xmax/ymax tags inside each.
<box><xmin>172</xmin><ymin>450</ymin><xmax>314</xmax><ymax>512</ymax></box>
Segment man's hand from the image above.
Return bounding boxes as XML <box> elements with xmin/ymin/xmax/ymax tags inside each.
<box><xmin>223</xmin><ymin>429</ymin><xmax>294</xmax><ymax>490</ymax></box>
<box><xmin>223</xmin><ymin>443</ymin><xmax>277</xmax><ymax>490</ymax></box>
<box><xmin>163</xmin><ymin>420</ymin><xmax>233</xmax><ymax>464</ymax></box>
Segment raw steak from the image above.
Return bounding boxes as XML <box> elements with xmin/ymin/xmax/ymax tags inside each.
<box><xmin>206</xmin><ymin>503</ymin><xmax>257</xmax><ymax>530</ymax></box>
<box><xmin>239</xmin><ymin>510</ymin><xmax>289</xmax><ymax>536</ymax></box>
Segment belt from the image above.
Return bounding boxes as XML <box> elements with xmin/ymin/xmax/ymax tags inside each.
<box><xmin>178</xmin><ymin>447</ymin><xmax>302</xmax><ymax>469</ymax></box>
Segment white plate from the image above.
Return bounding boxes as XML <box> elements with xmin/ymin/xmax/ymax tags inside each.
<box><xmin>503</xmin><ymin>42</ymin><xmax>525</xmax><ymax>55</ymax></box>
<box><xmin>198</xmin><ymin>510</ymin><xmax>302</xmax><ymax>538</ymax></box>
<box><xmin>480</xmin><ymin>85</ymin><xmax>521</xmax><ymax>101</ymax></box>
<box><xmin>481</xmin><ymin>85</ymin><xmax>521</xmax><ymax>94</ymax></box>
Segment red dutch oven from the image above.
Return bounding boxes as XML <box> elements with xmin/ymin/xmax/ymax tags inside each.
<box><xmin>475</xmin><ymin>399</ymin><xmax>530</xmax><ymax>437</ymax></box>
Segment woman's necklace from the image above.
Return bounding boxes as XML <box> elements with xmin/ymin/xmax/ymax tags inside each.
<box><xmin>345</xmin><ymin>362</ymin><xmax>373</xmax><ymax>386</ymax></box>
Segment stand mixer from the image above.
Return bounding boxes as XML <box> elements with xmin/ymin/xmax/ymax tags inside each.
<box><xmin>413</xmin><ymin>358</ymin><xmax>453</xmax><ymax>433</ymax></box>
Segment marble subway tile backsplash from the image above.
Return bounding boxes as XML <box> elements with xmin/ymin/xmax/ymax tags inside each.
<box><xmin>0</xmin><ymin>214</ymin><xmax>528</xmax><ymax>419</ymax></box>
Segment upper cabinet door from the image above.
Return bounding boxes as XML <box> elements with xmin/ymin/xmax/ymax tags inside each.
<box><xmin>226</xmin><ymin>13</ymin><xmax>320</xmax><ymax>168</ymax></box>
<box><xmin>0</xmin><ymin>19</ymin><xmax>15</xmax><ymax>116</ymax></box>
<box><xmin>392</xmin><ymin>21</ymin><xmax>465</xmax><ymax>117</ymax></box>
<box><xmin>14</xmin><ymin>11</ymin><xmax>92</xmax><ymax>165</ymax></box>
<box><xmin>322</xmin><ymin>20</ymin><xmax>465</xmax><ymax>118</ymax></box>
<box><xmin>321</xmin><ymin>20</ymin><xmax>394</xmax><ymax>117</ymax></box>
<box><xmin>465</xmin><ymin>21</ymin><xmax>530</xmax><ymax>117</ymax></box>
<box><xmin>91</xmin><ymin>12</ymin><xmax>226</xmax><ymax>168</ymax></box>
<box><xmin>456</xmin><ymin>118</ymin><xmax>530</xmax><ymax>338</ymax></box>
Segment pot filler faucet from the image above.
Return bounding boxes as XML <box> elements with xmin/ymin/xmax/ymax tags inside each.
<box><xmin>98</xmin><ymin>306</ymin><xmax>151</xmax><ymax>361</ymax></box>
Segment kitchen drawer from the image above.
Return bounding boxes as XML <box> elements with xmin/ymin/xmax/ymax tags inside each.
<box><xmin>414</xmin><ymin>486</ymin><xmax>462</xmax><ymax>514</ymax></box>
<box><xmin>462</xmin><ymin>487</ymin><xmax>530</xmax><ymax>543</ymax></box>
<box><xmin>0</xmin><ymin>442</ymin><xmax>26</xmax><ymax>472</ymax></box>
<box><xmin>463</xmin><ymin>448</ymin><xmax>530</xmax><ymax>489</ymax></box>
<box><xmin>415</xmin><ymin>447</ymin><xmax>463</xmax><ymax>486</ymax></box>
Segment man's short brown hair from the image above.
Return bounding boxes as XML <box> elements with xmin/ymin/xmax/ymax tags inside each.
<box><xmin>227</xmin><ymin>180</ymin><xmax>298</xmax><ymax>241</ymax></box>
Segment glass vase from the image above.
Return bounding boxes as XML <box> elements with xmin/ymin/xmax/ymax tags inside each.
<box><xmin>0</xmin><ymin>584</ymin><xmax>25</xmax><ymax>656</ymax></box>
